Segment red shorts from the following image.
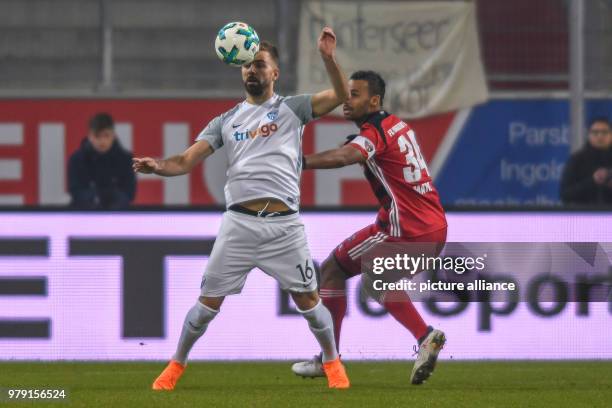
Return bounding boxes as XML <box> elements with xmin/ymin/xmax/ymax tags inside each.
<box><xmin>333</xmin><ymin>223</ymin><xmax>447</xmax><ymax>278</ymax></box>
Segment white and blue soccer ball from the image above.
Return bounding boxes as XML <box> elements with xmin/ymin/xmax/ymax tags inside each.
<box><xmin>215</xmin><ymin>22</ymin><xmax>260</xmax><ymax>67</ymax></box>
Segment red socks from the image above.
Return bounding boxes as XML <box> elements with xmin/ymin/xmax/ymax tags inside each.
<box><xmin>319</xmin><ymin>289</ymin><xmax>347</xmax><ymax>352</ymax></box>
<box><xmin>320</xmin><ymin>288</ymin><xmax>429</xmax><ymax>349</ymax></box>
<box><xmin>383</xmin><ymin>290</ymin><xmax>429</xmax><ymax>341</ymax></box>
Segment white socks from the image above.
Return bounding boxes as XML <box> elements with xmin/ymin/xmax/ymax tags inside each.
<box><xmin>298</xmin><ymin>300</ymin><xmax>339</xmax><ymax>363</ymax></box>
<box><xmin>173</xmin><ymin>299</ymin><xmax>338</xmax><ymax>365</ymax></box>
<box><xmin>172</xmin><ymin>301</ymin><xmax>219</xmax><ymax>365</ymax></box>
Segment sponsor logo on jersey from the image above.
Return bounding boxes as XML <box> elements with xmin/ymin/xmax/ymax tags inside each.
<box><xmin>233</xmin><ymin>122</ymin><xmax>279</xmax><ymax>141</ymax></box>
<box><xmin>267</xmin><ymin>110</ymin><xmax>279</xmax><ymax>120</ymax></box>
<box><xmin>387</xmin><ymin>121</ymin><xmax>407</xmax><ymax>137</ymax></box>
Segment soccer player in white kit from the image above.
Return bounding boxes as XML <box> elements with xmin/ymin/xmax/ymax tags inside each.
<box><xmin>133</xmin><ymin>28</ymin><xmax>350</xmax><ymax>390</ymax></box>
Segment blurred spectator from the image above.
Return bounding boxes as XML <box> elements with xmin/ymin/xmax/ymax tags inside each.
<box><xmin>67</xmin><ymin>113</ymin><xmax>136</xmax><ymax>209</ymax></box>
<box><xmin>560</xmin><ymin>117</ymin><xmax>612</xmax><ymax>206</ymax></box>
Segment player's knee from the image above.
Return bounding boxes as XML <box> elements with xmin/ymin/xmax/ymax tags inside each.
<box><xmin>290</xmin><ymin>290</ymin><xmax>319</xmax><ymax>311</ymax></box>
<box><xmin>199</xmin><ymin>296</ymin><xmax>224</xmax><ymax>311</ymax></box>
<box><xmin>293</xmin><ymin>293</ymin><xmax>330</xmax><ymax>329</ymax></box>
<box><xmin>320</xmin><ymin>256</ymin><xmax>347</xmax><ymax>289</ymax></box>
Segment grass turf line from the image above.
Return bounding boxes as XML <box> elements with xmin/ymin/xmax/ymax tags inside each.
<box><xmin>0</xmin><ymin>361</ymin><xmax>610</xmax><ymax>407</ymax></box>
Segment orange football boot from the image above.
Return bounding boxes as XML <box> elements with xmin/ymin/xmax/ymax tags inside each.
<box><xmin>322</xmin><ymin>357</ymin><xmax>350</xmax><ymax>389</ymax></box>
<box><xmin>152</xmin><ymin>360</ymin><xmax>185</xmax><ymax>391</ymax></box>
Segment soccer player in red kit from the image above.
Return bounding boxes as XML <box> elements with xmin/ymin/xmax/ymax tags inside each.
<box><xmin>292</xmin><ymin>71</ymin><xmax>447</xmax><ymax>385</ymax></box>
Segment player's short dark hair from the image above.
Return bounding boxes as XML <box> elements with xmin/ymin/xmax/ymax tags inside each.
<box><xmin>350</xmin><ymin>70</ymin><xmax>386</xmax><ymax>107</ymax></box>
<box><xmin>588</xmin><ymin>116</ymin><xmax>611</xmax><ymax>129</ymax></box>
<box><xmin>89</xmin><ymin>113</ymin><xmax>114</xmax><ymax>133</ymax></box>
<box><xmin>259</xmin><ymin>41</ymin><xmax>279</xmax><ymax>67</ymax></box>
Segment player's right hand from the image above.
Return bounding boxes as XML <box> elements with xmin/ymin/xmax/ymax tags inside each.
<box><xmin>318</xmin><ymin>27</ymin><xmax>337</xmax><ymax>60</ymax></box>
<box><xmin>132</xmin><ymin>157</ymin><xmax>160</xmax><ymax>174</ymax></box>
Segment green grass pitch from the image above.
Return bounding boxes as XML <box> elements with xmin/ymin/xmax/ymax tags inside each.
<box><xmin>0</xmin><ymin>361</ymin><xmax>610</xmax><ymax>407</ymax></box>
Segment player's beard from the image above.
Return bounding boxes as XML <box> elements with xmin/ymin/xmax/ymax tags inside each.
<box><xmin>344</xmin><ymin>104</ymin><xmax>368</xmax><ymax>125</ymax></box>
<box><xmin>244</xmin><ymin>77</ymin><xmax>266</xmax><ymax>96</ymax></box>
<box><xmin>343</xmin><ymin>106</ymin><xmax>360</xmax><ymax>123</ymax></box>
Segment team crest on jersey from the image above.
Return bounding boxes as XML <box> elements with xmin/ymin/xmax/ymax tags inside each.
<box><xmin>267</xmin><ymin>110</ymin><xmax>279</xmax><ymax>120</ymax></box>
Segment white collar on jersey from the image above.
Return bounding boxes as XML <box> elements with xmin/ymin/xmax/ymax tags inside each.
<box><xmin>243</xmin><ymin>93</ymin><xmax>278</xmax><ymax>107</ymax></box>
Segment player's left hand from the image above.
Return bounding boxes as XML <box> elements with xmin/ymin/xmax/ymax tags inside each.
<box><xmin>318</xmin><ymin>27</ymin><xmax>337</xmax><ymax>60</ymax></box>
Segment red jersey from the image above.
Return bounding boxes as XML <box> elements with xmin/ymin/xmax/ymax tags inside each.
<box><xmin>348</xmin><ymin>111</ymin><xmax>447</xmax><ymax>238</ymax></box>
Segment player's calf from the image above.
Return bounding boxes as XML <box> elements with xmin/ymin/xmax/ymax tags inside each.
<box><xmin>319</xmin><ymin>256</ymin><xmax>350</xmax><ymax>352</ymax></box>
<box><xmin>153</xmin><ymin>298</ymin><xmax>220</xmax><ymax>390</ymax></box>
<box><xmin>292</xmin><ymin>258</ymin><xmax>351</xmax><ymax>379</ymax></box>
<box><xmin>173</xmin><ymin>300</ymin><xmax>220</xmax><ymax>365</ymax></box>
<box><xmin>294</xmin><ymin>293</ymin><xmax>339</xmax><ymax>364</ymax></box>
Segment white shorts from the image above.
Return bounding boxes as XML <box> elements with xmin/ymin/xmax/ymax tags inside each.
<box><xmin>200</xmin><ymin>210</ymin><xmax>317</xmax><ymax>297</ymax></box>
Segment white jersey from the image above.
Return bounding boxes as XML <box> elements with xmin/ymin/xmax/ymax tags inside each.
<box><xmin>196</xmin><ymin>94</ymin><xmax>313</xmax><ymax>211</ymax></box>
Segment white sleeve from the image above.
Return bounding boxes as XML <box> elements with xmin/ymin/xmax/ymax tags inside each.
<box><xmin>195</xmin><ymin>115</ymin><xmax>223</xmax><ymax>150</ymax></box>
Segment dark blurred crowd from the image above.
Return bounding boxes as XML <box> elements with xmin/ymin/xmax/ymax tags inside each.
<box><xmin>64</xmin><ymin>113</ymin><xmax>612</xmax><ymax>209</ymax></box>
<box><xmin>560</xmin><ymin>117</ymin><xmax>612</xmax><ymax>206</ymax></box>
<box><xmin>67</xmin><ymin>113</ymin><xmax>135</xmax><ymax>209</ymax></box>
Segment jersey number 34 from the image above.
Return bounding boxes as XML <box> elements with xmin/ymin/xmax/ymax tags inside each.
<box><xmin>398</xmin><ymin>131</ymin><xmax>429</xmax><ymax>183</ymax></box>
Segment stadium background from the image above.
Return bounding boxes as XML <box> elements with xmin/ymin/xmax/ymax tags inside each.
<box><xmin>0</xmin><ymin>0</ymin><xmax>611</xmax><ymax>375</ymax></box>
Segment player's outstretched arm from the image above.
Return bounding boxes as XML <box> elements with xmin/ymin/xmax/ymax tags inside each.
<box><xmin>311</xmin><ymin>27</ymin><xmax>349</xmax><ymax>118</ymax></box>
<box><xmin>133</xmin><ymin>139</ymin><xmax>214</xmax><ymax>177</ymax></box>
<box><xmin>304</xmin><ymin>144</ymin><xmax>365</xmax><ymax>170</ymax></box>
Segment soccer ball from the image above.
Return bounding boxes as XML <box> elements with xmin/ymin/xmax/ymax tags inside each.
<box><xmin>215</xmin><ymin>22</ymin><xmax>260</xmax><ymax>67</ymax></box>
